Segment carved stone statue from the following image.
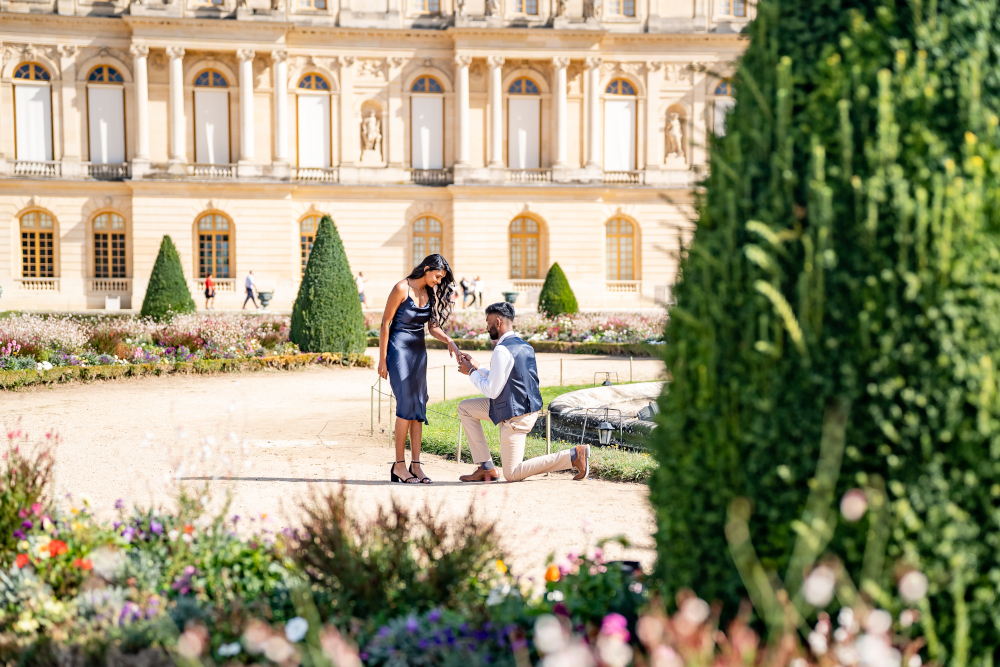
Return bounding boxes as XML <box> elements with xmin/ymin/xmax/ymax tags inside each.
<box><xmin>553</xmin><ymin>0</ymin><xmax>567</xmax><ymax>16</ymax></box>
<box><xmin>361</xmin><ymin>111</ymin><xmax>382</xmax><ymax>161</ymax></box>
<box><xmin>455</xmin><ymin>0</ymin><xmax>465</xmax><ymax>17</ymax></box>
<box><xmin>665</xmin><ymin>113</ymin><xmax>685</xmax><ymax>160</ymax></box>
<box><xmin>485</xmin><ymin>0</ymin><xmax>499</xmax><ymax>16</ymax></box>
<box><xmin>583</xmin><ymin>0</ymin><xmax>602</xmax><ymax>20</ymax></box>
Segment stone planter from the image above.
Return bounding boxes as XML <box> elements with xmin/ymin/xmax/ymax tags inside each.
<box><xmin>258</xmin><ymin>291</ymin><xmax>273</xmax><ymax>309</ymax></box>
<box><xmin>502</xmin><ymin>291</ymin><xmax>519</xmax><ymax>304</ymax></box>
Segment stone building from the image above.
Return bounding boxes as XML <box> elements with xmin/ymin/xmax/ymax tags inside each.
<box><xmin>0</xmin><ymin>0</ymin><xmax>751</xmax><ymax>311</ymax></box>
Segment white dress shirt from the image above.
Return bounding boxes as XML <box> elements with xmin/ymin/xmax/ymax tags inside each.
<box><xmin>469</xmin><ymin>331</ymin><xmax>518</xmax><ymax>399</ymax></box>
<box><xmin>245</xmin><ymin>274</ymin><xmax>256</xmax><ymax>290</ymax></box>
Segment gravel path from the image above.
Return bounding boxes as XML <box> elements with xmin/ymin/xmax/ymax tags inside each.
<box><xmin>3</xmin><ymin>348</ymin><xmax>666</xmax><ymax>580</ymax></box>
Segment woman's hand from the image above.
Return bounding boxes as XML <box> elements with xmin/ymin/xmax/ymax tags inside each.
<box><xmin>447</xmin><ymin>340</ymin><xmax>461</xmax><ymax>359</ymax></box>
<box><xmin>378</xmin><ymin>358</ymin><xmax>389</xmax><ymax>380</ymax></box>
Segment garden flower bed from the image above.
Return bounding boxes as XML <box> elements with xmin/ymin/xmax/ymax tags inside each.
<box><xmin>0</xmin><ymin>313</ymin><xmax>371</xmax><ymax>389</ymax></box>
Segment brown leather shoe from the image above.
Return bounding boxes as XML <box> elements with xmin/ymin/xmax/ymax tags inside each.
<box><xmin>459</xmin><ymin>466</ymin><xmax>500</xmax><ymax>482</ymax></box>
<box><xmin>572</xmin><ymin>445</ymin><xmax>591</xmax><ymax>481</ymax></box>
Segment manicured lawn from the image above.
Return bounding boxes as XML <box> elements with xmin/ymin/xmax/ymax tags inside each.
<box><xmin>417</xmin><ymin>383</ymin><xmax>657</xmax><ymax>483</ymax></box>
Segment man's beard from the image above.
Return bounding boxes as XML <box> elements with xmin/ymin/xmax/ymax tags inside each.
<box><xmin>489</xmin><ymin>327</ymin><xmax>499</xmax><ymax>340</ymax></box>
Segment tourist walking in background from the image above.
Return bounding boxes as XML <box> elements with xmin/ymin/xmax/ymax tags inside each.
<box><xmin>378</xmin><ymin>254</ymin><xmax>461</xmax><ymax>484</ymax></box>
<box><xmin>456</xmin><ymin>302</ymin><xmax>590</xmax><ymax>482</ymax></box>
<box><xmin>242</xmin><ymin>271</ymin><xmax>258</xmax><ymax>310</ymax></box>
<box><xmin>356</xmin><ymin>271</ymin><xmax>367</xmax><ymax>306</ymax></box>
<box><xmin>204</xmin><ymin>273</ymin><xmax>216</xmax><ymax>310</ymax></box>
<box><xmin>474</xmin><ymin>276</ymin><xmax>484</xmax><ymax>308</ymax></box>
<box><xmin>460</xmin><ymin>276</ymin><xmax>472</xmax><ymax>309</ymax></box>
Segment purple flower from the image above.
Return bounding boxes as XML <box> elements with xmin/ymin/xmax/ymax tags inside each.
<box><xmin>150</xmin><ymin>520</ymin><xmax>163</xmax><ymax>535</ymax></box>
<box><xmin>114</xmin><ymin>499</ymin><xmax>125</xmax><ymax>510</ymax></box>
<box><xmin>428</xmin><ymin>609</ymin><xmax>441</xmax><ymax>623</ymax></box>
<box><xmin>12</xmin><ymin>530</ymin><xmax>25</xmax><ymax>539</ymax></box>
<box><xmin>406</xmin><ymin>617</ymin><xmax>419</xmax><ymax>633</ymax></box>
<box><xmin>184</xmin><ymin>565</ymin><xmax>196</xmax><ymax>576</ymax></box>
<box><xmin>378</xmin><ymin>626</ymin><xmax>391</xmax><ymax>638</ymax></box>
<box><xmin>121</xmin><ymin>527</ymin><xmax>136</xmax><ymax>543</ymax></box>
<box><xmin>231</xmin><ymin>515</ymin><xmax>240</xmax><ymax>524</ymax></box>
<box><xmin>20</xmin><ymin>520</ymin><xmax>32</xmax><ymax>530</ymax></box>
<box><xmin>418</xmin><ymin>640</ymin><xmax>430</xmax><ymax>650</ymax></box>
<box><xmin>359</xmin><ymin>653</ymin><xmax>369</xmax><ymax>661</ymax></box>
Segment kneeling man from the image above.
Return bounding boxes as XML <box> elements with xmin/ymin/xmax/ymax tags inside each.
<box><xmin>456</xmin><ymin>302</ymin><xmax>589</xmax><ymax>482</ymax></box>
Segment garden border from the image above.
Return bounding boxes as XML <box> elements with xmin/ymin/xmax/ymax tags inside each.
<box><xmin>366</xmin><ymin>337</ymin><xmax>662</xmax><ymax>357</ymax></box>
<box><xmin>0</xmin><ymin>353</ymin><xmax>373</xmax><ymax>390</ymax></box>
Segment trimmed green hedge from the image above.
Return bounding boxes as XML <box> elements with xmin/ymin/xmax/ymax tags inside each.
<box><xmin>365</xmin><ymin>337</ymin><xmax>660</xmax><ymax>357</ymax></box>
<box><xmin>537</xmin><ymin>263</ymin><xmax>579</xmax><ymax>317</ymax></box>
<box><xmin>141</xmin><ymin>235</ymin><xmax>196</xmax><ymax>320</ymax></box>
<box><xmin>0</xmin><ymin>353</ymin><xmax>373</xmax><ymax>390</ymax></box>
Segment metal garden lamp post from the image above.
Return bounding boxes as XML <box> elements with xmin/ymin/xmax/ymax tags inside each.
<box><xmin>597</xmin><ymin>419</ymin><xmax>614</xmax><ymax>445</ymax></box>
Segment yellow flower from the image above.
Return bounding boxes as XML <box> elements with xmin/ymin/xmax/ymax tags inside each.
<box><xmin>70</xmin><ymin>508</ymin><xmax>79</xmax><ymax>515</ymax></box>
<box><xmin>17</xmin><ymin>540</ymin><xmax>29</xmax><ymax>551</ymax></box>
<box><xmin>14</xmin><ymin>615</ymin><xmax>39</xmax><ymax>634</ymax></box>
<box><xmin>496</xmin><ymin>559</ymin><xmax>507</xmax><ymax>574</ymax></box>
<box><xmin>71</xmin><ymin>522</ymin><xmax>82</xmax><ymax>532</ymax></box>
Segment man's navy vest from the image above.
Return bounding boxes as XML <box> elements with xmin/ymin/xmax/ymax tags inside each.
<box><xmin>488</xmin><ymin>335</ymin><xmax>543</xmax><ymax>425</ymax></box>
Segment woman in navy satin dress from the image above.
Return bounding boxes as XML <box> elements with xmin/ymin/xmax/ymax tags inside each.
<box><xmin>378</xmin><ymin>254</ymin><xmax>460</xmax><ymax>484</ymax></box>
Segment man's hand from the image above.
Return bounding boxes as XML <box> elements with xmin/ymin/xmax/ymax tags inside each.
<box><xmin>458</xmin><ymin>355</ymin><xmax>477</xmax><ymax>376</ymax></box>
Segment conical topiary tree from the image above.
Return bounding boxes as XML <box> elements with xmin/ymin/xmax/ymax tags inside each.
<box><xmin>537</xmin><ymin>262</ymin><xmax>578</xmax><ymax>318</ymax></box>
<box><xmin>649</xmin><ymin>0</ymin><xmax>1000</xmax><ymax>658</ymax></box>
<box><xmin>290</xmin><ymin>215</ymin><xmax>366</xmax><ymax>355</ymax></box>
<box><xmin>140</xmin><ymin>235</ymin><xmax>196</xmax><ymax>320</ymax></box>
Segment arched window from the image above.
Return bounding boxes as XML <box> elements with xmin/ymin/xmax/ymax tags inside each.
<box><xmin>93</xmin><ymin>213</ymin><xmax>127</xmax><ymax>279</ymax></box>
<box><xmin>410</xmin><ymin>76</ymin><xmax>444</xmax><ymax>170</ymax></box>
<box><xmin>87</xmin><ymin>66</ymin><xmax>126</xmax><ymax>165</ymax></box>
<box><xmin>13</xmin><ymin>63</ymin><xmax>53</xmax><ymax>162</ymax></box>
<box><xmin>197</xmin><ymin>213</ymin><xmax>233</xmax><ymax>279</ymax></box>
<box><xmin>719</xmin><ymin>0</ymin><xmax>745</xmax><ymax>17</ymax></box>
<box><xmin>300</xmin><ymin>215</ymin><xmax>320</xmax><ymax>276</ymax></box>
<box><xmin>713</xmin><ymin>80</ymin><xmax>735</xmax><ymax>136</ymax></box>
<box><xmin>509</xmin><ymin>217</ymin><xmax>540</xmax><ymax>279</ymax></box>
<box><xmin>507</xmin><ymin>77</ymin><xmax>541</xmax><ymax>169</ymax></box>
<box><xmin>194</xmin><ymin>69</ymin><xmax>230</xmax><ymax>165</ymax></box>
<box><xmin>20</xmin><ymin>211</ymin><xmax>55</xmax><ymax>278</ymax></box>
<box><xmin>603</xmin><ymin>79</ymin><xmax>637</xmax><ymax>171</ymax></box>
<box><xmin>296</xmin><ymin>74</ymin><xmax>332</xmax><ymax>169</ymax></box>
<box><xmin>606</xmin><ymin>218</ymin><xmax>635</xmax><ymax>280</ymax></box>
<box><xmin>412</xmin><ymin>217</ymin><xmax>443</xmax><ymax>267</ymax></box>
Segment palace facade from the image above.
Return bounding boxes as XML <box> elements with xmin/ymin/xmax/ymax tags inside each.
<box><xmin>0</xmin><ymin>0</ymin><xmax>751</xmax><ymax>311</ymax></box>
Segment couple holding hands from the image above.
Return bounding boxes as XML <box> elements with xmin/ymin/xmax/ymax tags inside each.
<box><xmin>377</xmin><ymin>254</ymin><xmax>591</xmax><ymax>485</ymax></box>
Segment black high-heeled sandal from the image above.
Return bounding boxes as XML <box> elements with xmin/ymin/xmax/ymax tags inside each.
<box><xmin>390</xmin><ymin>461</ymin><xmax>419</xmax><ymax>484</ymax></box>
<box><xmin>409</xmin><ymin>461</ymin><xmax>433</xmax><ymax>484</ymax></box>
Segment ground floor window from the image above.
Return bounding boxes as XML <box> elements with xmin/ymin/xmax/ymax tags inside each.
<box><xmin>412</xmin><ymin>217</ymin><xmax>442</xmax><ymax>267</ymax></box>
<box><xmin>197</xmin><ymin>213</ymin><xmax>232</xmax><ymax>278</ymax></box>
<box><xmin>20</xmin><ymin>211</ymin><xmax>55</xmax><ymax>278</ymax></box>
<box><xmin>300</xmin><ymin>215</ymin><xmax>321</xmax><ymax>275</ymax></box>
<box><xmin>94</xmin><ymin>212</ymin><xmax>127</xmax><ymax>278</ymax></box>
<box><xmin>510</xmin><ymin>217</ymin><xmax>540</xmax><ymax>279</ymax></box>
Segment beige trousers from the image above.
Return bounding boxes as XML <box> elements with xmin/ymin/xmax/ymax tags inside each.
<box><xmin>458</xmin><ymin>397</ymin><xmax>573</xmax><ymax>482</ymax></box>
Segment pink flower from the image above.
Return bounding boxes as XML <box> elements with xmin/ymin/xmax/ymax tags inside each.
<box><xmin>601</xmin><ymin>613</ymin><xmax>630</xmax><ymax>642</ymax></box>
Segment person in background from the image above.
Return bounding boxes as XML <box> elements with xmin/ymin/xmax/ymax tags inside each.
<box><xmin>204</xmin><ymin>272</ymin><xmax>216</xmax><ymax>311</ymax></box>
<box><xmin>242</xmin><ymin>271</ymin><xmax>258</xmax><ymax>310</ymax></box>
<box><xmin>474</xmin><ymin>275</ymin><xmax>485</xmax><ymax>308</ymax></box>
<box><xmin>460</xmin><ymin>276</ymin><xmax>472</xmax><ymax>309</ymax></box>
<box><xmin>357</xmin><ymin>271</ymin><xmax>367</xmax><ymax>306</ymax></box>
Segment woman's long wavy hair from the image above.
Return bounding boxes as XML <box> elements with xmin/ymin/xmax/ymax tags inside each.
<box><xmin>407</xmin><ymin>254</ymin><xmax>456</xmax><ymax>327</ymax></box>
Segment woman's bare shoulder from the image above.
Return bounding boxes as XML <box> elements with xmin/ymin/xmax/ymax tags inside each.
<box><xmin>390</xmin><ymin>280</ymin><xmax>410</xmax><ymax>295</ymax></box>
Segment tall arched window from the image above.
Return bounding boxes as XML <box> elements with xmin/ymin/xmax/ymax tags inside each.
<box><xmin>194</xmin><ymin>69</ymin><xmax>230</xmax><ymax>165</ymax></box>
<box><xmin>509</xmin><ymin>217</ymin><xmax>540</xmax><ymax>279</ymax></box>
<box><xmin>197</xmin><ymin>213</ymin><xmax>233</xmax><ymax>279</ymax></box>
<box><xmin>606</xmin><ymin>218</ymin><xmax>635</xmax><ymax>280</ymax></box>
<box><xmin>507</xmin><ymin>77</ymin><xmax>541</xmax><ymax>169</ymax></box>
<box><xmin>87</xmin><ymin>65</ymin><xmax>127</xmax><ymax>165</ymax></box>
<box><xmin>410</xmin><ymin>75</ymin><xmax>444</xmax><ymax>170</ymax></box>
<box><xmin>300</xmin><ymin>215</ymin><xmax>320</xmax><ymax>276</ymax></box>
<box><xmin>603</xmin><ymin>78</ymin><xmax>637</xmax><ymax>171</ymax></box>
<box><xmin>93</xmin><ymin>213</ymin><xmax>127</xmax><ymax>279</ymax></box>
<box><xmin>20</xmin><ymin>211</ymin><xmax>55</xmax><ymax>278</ymax></box>
<box><xmin>713</xmin><ymin>80</ymin><xmax>735</xmax><ymax>136</ymax></box>
<box><xmin>296</xmin><ymin>74</ymin><xmax>332</xmax><ymax>169</ymax></box>
<box><xmin>412</xmin><ymin>217</ymin><xmax>443</xmax><ymax>267</ymax></box>
<box><xmin>13</xmin><ymin>63</ymin><xmax>53</xmax><ymax>162</ymax></box>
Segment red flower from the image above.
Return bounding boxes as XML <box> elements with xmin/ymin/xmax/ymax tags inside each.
<box><xmin>47</xmin><ymin>539</ymin><xmax>68</xmax><ymax>557</ymax></box>
<box><xmin>72</xmin><ymin>558</ymin><xmax>93</xmax><ymax>570</ymax></box>
<box><xmin>183</xmin><ymin>524</ymin><xmax>194</xmax><ymax>534</ymax></box>
<box><xmin>15</xmin><ymin>554</ymin><xmax>29</xmax><ymax>569</ymax></box>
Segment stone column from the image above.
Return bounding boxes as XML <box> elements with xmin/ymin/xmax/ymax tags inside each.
<box><xmin>167</xmin><ymin>46</ymin><xmax>186</xmax><ymax>170</ymax></box>
<box><xmin>339</xmin><ymin>56</ymin><xmax>357</xmax><ymax>168</ymax></box>
<box><xmin>387</xmin><ymin>56</ymin><xmax>406</xmax><ymax>168</ymax></box>
<box><xmin>271</xmin><ymin>50</ymin><xmax>289</xmax><ymax>177</ymax></box>
<box><xmin>552</xmin><ymin>57</ymin><xmax>569</xmax><ymax>168</ymax></box>
<box><xmin>487</xmin><ymin>56</ymin><xmax>505</xmax><ymax>169</ymax></box>
<box><xmin>57</xmin><ymin>44</ymin><xmax>80</xmax><ymax>175</ymax></box>
<box><xmin>131</xmin><ymin>45</ymin><xmax>151</xmax><ymax>176</ymax></box>
<box><xmin>237</xmin><ymin>49</ymin><xmax>257</xmax><ymax>175</ymax></box>
<box><xmin>454</xmin><ymin>55</ymin><xmax>472</xmax><ymax>167</ymax></box>
<box><xmin>585</xmin><ymin>56</ymin><xmax>602</xmax><ymax>170</ymax></box>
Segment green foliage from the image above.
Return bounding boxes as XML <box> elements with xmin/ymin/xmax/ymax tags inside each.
<box><xmin>293</xmin><ymin>485</ymin><xmax>502</xmax><ymax>624</ymax></box>
<box><xmin>537</xmin><ymin>263</ymin><xmax>578</xmax><ymax>318</ymax></box>
<box><xmin>290</xmin><ymin>216</ymin><xmax>366</xmax><ymax>355</ymax></box>
<box><xmin>140</xmin><ymin>236</ymin><xmax>196</xmax><ymax>321</ymax></box>
<box><xmin>648</xmin><ymin>0</ymin><xmax>1000</xmax><ymax>660</ymax></box>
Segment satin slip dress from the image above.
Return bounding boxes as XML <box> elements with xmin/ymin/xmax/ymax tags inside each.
<box><xmin>386</xmin><ymin>290</ymin><xmax>432</xmax><ymax>424</ymax></box>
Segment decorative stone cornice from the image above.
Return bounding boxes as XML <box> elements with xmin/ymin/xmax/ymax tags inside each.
<box><xmin>387</xmin><ymin>56</ymin><xmax>406</xmax><ymax>69</ymax></box>
<box><xmin>57</xmin><ymin>44</ymin><xmax>78</xmax><ymax>59</ymax></box>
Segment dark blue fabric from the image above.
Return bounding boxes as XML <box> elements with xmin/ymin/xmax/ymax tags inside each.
<box><xmin>386</xmin><ymin>296</ymin><xmax>431</xmax><ymax>424</ymax></box>
<box><xmin>488</xmin><ymin>336</ymin><xmax>543</xmax><ymax>424</ymax></box>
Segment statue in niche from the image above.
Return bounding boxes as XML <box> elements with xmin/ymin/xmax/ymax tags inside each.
<box><xmin>554</xmin><ymin>0</ymin><xmax>567</xmax><ymax>16</ymax></box>
<box><xmin>455</xmin><ymin>0</ymin><xmax>466</xmax><ymax>16</ymax></box>
<box><xmin>485</xmin><ymin>0</ymin><xmax>500</xmax><ymax>16</ymax></box>
<box><xmin>583</xmin><ymin>0</ymin><xmax>602</xmax><ymax>20</ymax></box>
<box><xmin>665</xmin><ymin>112</ymin><xmax>685</xmax><ymax>161</ymax></box>
<box><xmin>361</xmin><ymin>111</ymin><xmax>382</xmax><ymax>163</ymax></box>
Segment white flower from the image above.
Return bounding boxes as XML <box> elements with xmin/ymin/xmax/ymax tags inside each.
<box><xmin>486</xmin><ymin>583</ymin><xmax>512</xmax><ymax>606</ymax></box>
<box><xmin>285</xmin><ymin>616</ymin><xmax>309</xmax><ymax>643</ymax></box>
<box><xmin>263</xmin><ymin>636</ymin><xmax>295</xmax><ymax>663</ymax></box>
<box><xmin>807</xmin><ymin>631</ymin><xmax>828</xmax><ymax>656</ymax></box>
<box><xmin>168</xmin><ymin>529</ymin><xmax>180</xmax><ymax>541</ymax></box>
<box><xmin>546</xmin><ymin>590</ymin><xmax>564</xmax><ymax>602</ymax></box>
<box><xmin>838</xmin><ymin>606</ymin><xmax>856</xmax><ymax>630</ymax></box>
<box><xmin>218</xmin><ymin>642</ymin><xmax>242</xmax><ymax>657</ymax></box>
<box><xmin>857</xmin><ymin>634</ymin><xmax>901</xmax><ymax>667</ymax></box>
<box><xmin>898</xmin><ymin>571</ymin><xmax>928</xmax><ymax>603</ymax></box>
<box><xmin>533</xmin><ymin>615</ymin><xmax>567</xmax><ymax>655</ymax></box>
<box><xmin>680</xmin><ymin>596</ymin><xmax>710</xmax><ymax>625</ymax></box>
<box><xmin>803</xmin><ymin>565</ymin><xmax>837</xmax><ymax>608</ymax></box>
<box><xmin>596</xmin><ymin>635</ymin><xmax>633</xmax><ymax>667</ymax></box>
<box><xmin>908</xmin><ymin>654</ymin><xmax>923</xmax><ymax>667</ymax></box>
<box><xmin>864</xmin><ymin>609</ymin><xmax>893</xmax><ymax>635</ymax></box>
<box><xmin>841</xmin><ymin>489</ymin><xmax>868</xmax><ymax>521</ymax></box>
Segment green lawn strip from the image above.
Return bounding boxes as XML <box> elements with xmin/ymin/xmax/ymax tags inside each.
<box><xmin>417</xmin><ymin>383</ymin><xmax>657</xmax><ymax>483</ymax></box>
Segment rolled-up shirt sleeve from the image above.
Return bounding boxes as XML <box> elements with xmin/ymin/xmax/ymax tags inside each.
<box><xmin>469</xmin><ymin>345</ymin><xmax>514</xmax><ymax>399</ymax></box>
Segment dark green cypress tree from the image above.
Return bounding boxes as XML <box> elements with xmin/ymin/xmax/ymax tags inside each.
<box><xmin>140</xmin><ymin>235</ymin><xmax>196</xmax><ymax>320</ymax></box>
<box><xmin>290</xmin><ymin>215</ymin><xmax>366</xmax><ymax>355</ymax></box>
<box><xmin>537</xmin><ymin>262</ymin><xmax>578</xmax><ymax>318</ymax></box>
<box><xmin>649</xmin><ymin>0</ymin><xmax>1000</xmax><ymax>659</ymax></box>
